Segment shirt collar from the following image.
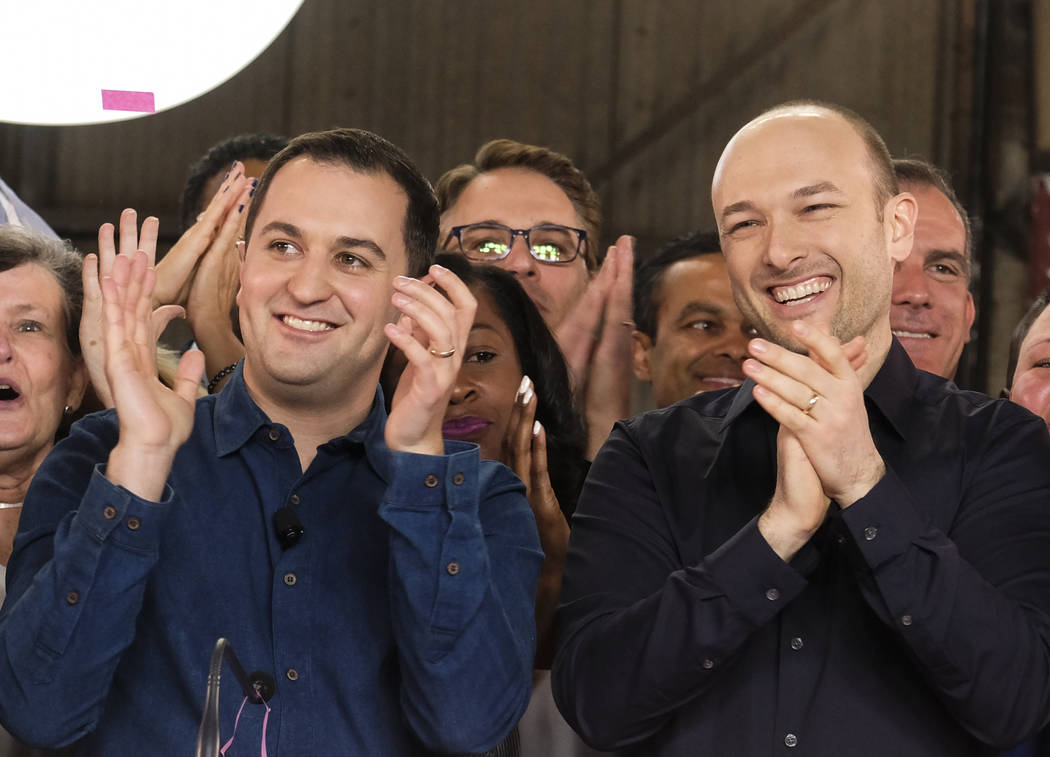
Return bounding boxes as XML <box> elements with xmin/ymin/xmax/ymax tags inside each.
<box><xmin>214</xmin><ymin>362</ymin><xmax>392</xmax><ymax>462</ymax></box>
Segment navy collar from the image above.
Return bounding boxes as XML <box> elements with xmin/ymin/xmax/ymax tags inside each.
<box><xmin>213</xmin><ymin>362</ymin><xmax>392</xmax><ymax>475</ymax></box>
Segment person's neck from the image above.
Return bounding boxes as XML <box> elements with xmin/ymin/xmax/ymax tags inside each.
<box><xmin>855</xmin><ymin>322</ymin><xmax>894</xmax><ymax>389</ymax></box>
<box><xmin>0</xmin><ymin>444</ymin><xmax>51</xmax><ymax>504</ymax></box>
<box><xmin>245</xmin><ymin>378</ymin><xmax>377</xmax><ymax>472</ymax></box>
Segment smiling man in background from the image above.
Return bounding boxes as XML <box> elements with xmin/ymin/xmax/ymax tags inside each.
<box><xmin>631</xmin><ymin>230</ymin><xmax>753</xmax><ymax>408</ymax></box>
<box><xmin>890</xmin><ymin>157</ymin><xmax>974</xmax><ymax>379</ymax></box>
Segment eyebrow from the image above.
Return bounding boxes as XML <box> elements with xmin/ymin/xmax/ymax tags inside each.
<box><xmin>791</xmin><ymin>182</ymin><xmax>842</xmax><ymax>199</ymax></box>
<box><xmin>924</xmin><ymin>249</ymin><xmax>969</xmax><ymax>271</ymax></box>
<box><xmin>259</xmin><ymin>220</ymin><xmax>387</xmax><ymax>261</ymax></box>
<box><xmin>719</xmin><ymin>182</ymin><xmax>845</xmax><ymax>223</ymax></box>
<box><xmin>469</xmin><ymin>322</ymin><xmax>502</xmax><ymax>335</ymax></box>
<box><xmin>676</xmin><ymin>301</ymin><xmax>727</xmax><ymax>320</ymax></box>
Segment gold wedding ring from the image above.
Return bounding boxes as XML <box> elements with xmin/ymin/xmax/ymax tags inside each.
<box><xmin>803</xmin><ymin>393</ymin><xmax>820</xmax><ymax>415</ymax></box>
<box><xmin>429</xmin><ymin>346</ymin><xmax>456</xmax><ymax>359</ymax></box>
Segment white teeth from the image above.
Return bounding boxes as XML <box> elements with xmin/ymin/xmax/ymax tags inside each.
<box><xmin>0</xmin><ymin>385</ymin><xmax>9</xmax><ymax>390</ymax></box>
<box><xmin>892</xmin><ymin>330</ymin><xmax>933</xmax><ymax>339</ymax></box>
<box><xmin>704</xmin><ymin>377</ymin><xmax>743</xmax><ymax>386</ymax></box>
<box><xmin>772</xmin><ymin>278</ymin><xmax>831</xmax><ymax>304</ymax></box>
<box><xmin>282</xmin><ymin>315</ymin><xmax>333</xmax><ymax>332</ymax></box>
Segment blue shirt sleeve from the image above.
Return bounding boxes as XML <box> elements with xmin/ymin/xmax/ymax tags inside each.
<box><xmin>378</xmin><ymin>442</ymin><xmax>543</xmax><ymax>754</ymax></box>
<box><xmin>0</xmin><ymin>414</ymin><xmax>172</xmax><ymax>746</ymax></box>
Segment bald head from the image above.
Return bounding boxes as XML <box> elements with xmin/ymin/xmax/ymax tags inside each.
<box><xmin>711</xmin><ymin>103</ymin><xmax>917</xmax><ymax>372</ymax></box>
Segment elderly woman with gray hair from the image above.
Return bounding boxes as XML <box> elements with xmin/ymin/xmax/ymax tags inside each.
<box><xmin>0</xmin><ymin>225</ymin><xmax>87</xmax><ymax>756</ymax></box>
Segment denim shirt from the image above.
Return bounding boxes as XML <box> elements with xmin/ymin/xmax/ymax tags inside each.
<box><xmin>0</xmin><ymin>367</ymin><xmax>543</xmax><ymax>755</ymax></box>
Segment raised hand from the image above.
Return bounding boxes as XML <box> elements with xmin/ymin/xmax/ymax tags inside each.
<box><xmin>553</xmin><ymin>236</ymin><xmax>635</xmax><ymax>459</ymax></box>
<box><xmin>383</xmin><ymin>265</ymin><xmax>477</xmax><ymax>456</ymax></box>
<box><xmin>500</xmin><ymin>374</ymin><xmax>570</xmax><ymax>668</ymax></box>
<box><xmin>153</xmin><ymin>162</ymin><xmax>251</xmax><ymax>307</ymax></box>
<box><xmin>102</xmin><ymin>252</ymin><xmax>205</xmax><ymax>502</ymax></box>
<box><xmin>745</xmin><ymin>320</ymin><xmax>885</xmax><ymax>509</ymax></box>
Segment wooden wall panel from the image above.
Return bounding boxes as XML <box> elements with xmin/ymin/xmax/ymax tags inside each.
<box><xmin>0</xmin><ymin>0</ymin><xmax>969</xmax><ymax>257</ymax></box>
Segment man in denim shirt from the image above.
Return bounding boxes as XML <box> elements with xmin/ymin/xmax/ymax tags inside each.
<box><xmin>0</xmin><ymin>129</ymin><xmax>542</xmax><ymax>755</ymax></box>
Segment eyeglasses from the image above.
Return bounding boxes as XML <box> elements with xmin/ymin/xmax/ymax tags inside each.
<box><xmin>444</xmin><ymin>223</ymin><xmax>587</xmax><ymax>264</ymax></box>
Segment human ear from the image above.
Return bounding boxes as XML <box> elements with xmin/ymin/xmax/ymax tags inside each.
<box><xmin>65</xmin><ymin>358</ymin><xmax>89</xmax><ymax>412</ymax></box>
<box><xmin>632</xmin><ymin>330</ymin><xmax>653</xmax><ymax>382</ymax></box>
<box><xmin>886</xmin><ymin>191</ymin><xmax>918</xmax><ymax>263</ymax></box>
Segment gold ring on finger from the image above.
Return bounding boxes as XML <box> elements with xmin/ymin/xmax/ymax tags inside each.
<box><xmin>429</xmin><ymin>346</ymin><xmax>456</xmax><ymax>359</ymax></box>
<box><xmin>803</xmin><ymin>392</ymin><xmax>820</xmax><ymax>415</ymax></box>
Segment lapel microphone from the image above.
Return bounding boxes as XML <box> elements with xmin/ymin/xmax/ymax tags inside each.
<box><xmin>273</xmin><ymin>507</ymin><xmax>305</xmax><ymax>549</ymax></box>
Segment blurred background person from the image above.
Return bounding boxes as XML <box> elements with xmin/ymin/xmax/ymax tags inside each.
<box><xmin>0</xmin><ymin>226</ymin><xmax>86</xmax><ymax>757</ymax></box>
<box><xmin>631</xmin><ymin>230</ymin><xmax>754</xmax><ymax>408</ymax></box>
<box><xmin>890</xmin><ymin>158</ymin><xmax>974</xmax><ymax>380</ymax></box>
<box><xmin>436</xmin><ymin>139</ymin><xmax>634</xmax><ymax>460</ymax></box>
<box><xmin>1005</xmin><ymin>287</ymin><xmax>1050</xmax><ymax>430</ymax></box>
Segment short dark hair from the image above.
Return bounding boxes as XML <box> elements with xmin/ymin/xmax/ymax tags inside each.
<box><xmin>179</xmin><ymin>133</ymin><xmax>288</xmax><ymax>231</ymax></box>
<box><xmin>761</xmin><ymin>100</ymin><xmax>898</xmax><ymax>219</ymax></box>
<box><xmin>1007</xmin><ymin>287</ymin><xmax>1050</xmax><ymax>388</ymax></box>
<box><xmin>244</xmin><ymin>129</ymin><xmax>439</xmax><ymax>277</ymax></box>
<box><xmin>435</xmin><ymin>139</ymin><xmax>603</xmax><ymax>271</ymax></box>
<box><xmin>633</xmin><ymin>230</ymin><xmax>722</xmax><ymax>340</ymax></box>
<box><xmin>893</xmin><ymin>157</ymin><xmax>973</xmax><ymax>276</ymax></box>
<box><xmin>0</xmin><ymin>225</ymin><xmax>83</xmax><ymax>356</ymax></box>
<box><xmin>436</xmin><ymin>253</ymin><xmax>587</xmax><ymax>515</ymax></box>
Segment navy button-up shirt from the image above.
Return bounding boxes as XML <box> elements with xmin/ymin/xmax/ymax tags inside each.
<box><xmin>0</xmin><ymin>367</ymin><xmax>542</xmax><ymax>755</ymax></box>
<box><xmin>554</xmin><ymin>341</ymin><xmax>1050</xmax><ymax>755</ymax></box>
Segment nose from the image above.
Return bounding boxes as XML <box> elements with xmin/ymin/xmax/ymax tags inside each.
<box><xmin>763</xmin><ymin>220</ymin><xmax>808</xmax><ymax>271</ymax></box>
<box><xmin>447</xmin><ymin>369</ymin><xmax>477</xmax><ymax>405</ymax></box>
<box><xmin>286</xmin><ymin>254</ymin><xmax>334</xmax><ymax>304</ymax></box>
<box><xmin>892</xmin><ymin>257</ymin><xmax>931</xmax><ymax>308</ymax></box>
<box><xmin>498</xmin><ymin>236</ymin><xmax>539</xmax><ymax>278</ymax></box>
<box><xmin>717</xmin><ymin>326</ymin><xmax>752</xmax><ymax>363</ymax></box>
<box><xmin>0</xmin><ymin>331</ymin><xmax>13</xmax><ymax>363</ymax></box>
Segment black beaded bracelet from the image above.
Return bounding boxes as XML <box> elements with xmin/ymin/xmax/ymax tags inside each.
<box><xmin>207</xmin><ymin>363</ymin><xmax>238</xmax><ymax>394</ymax></box>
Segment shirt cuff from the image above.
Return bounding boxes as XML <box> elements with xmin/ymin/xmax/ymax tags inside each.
<box><xmin>704</xmin><ymin>515</ymin><xmax>809</xmax><ymax>626</ymax></box>
<box><xmin>839</xmin><ymin>465</ymin><xmax>926</xmax><ymax>569</ymax></box>
<box><xmin>76</xmin><ymin>464</ymin><xmax>174</xmax><ymax>553</ymax></box>
<box><xmin>383</xmin><ymin>441</ymin><xmax>481</xmax><ymax>512</ymax></box>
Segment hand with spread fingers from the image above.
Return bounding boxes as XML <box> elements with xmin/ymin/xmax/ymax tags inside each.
<box><xmin>745</xmin><ymin>320</ymin><xmax>885</xmax><ymax>514</ymax></box>
<box><xmin>100</xmin><ymin>252</ymin><xmax>205</xmax><ymax>502</ymax></box>
<box><xmin>501</xmin><ymin>374</ymin><xmax>570</xmax><ymax>668</ymax></box>
<box><xmin>384</xmin><ymin>264</ymin><xmax>477</xmax><ymax>456</ymax></box>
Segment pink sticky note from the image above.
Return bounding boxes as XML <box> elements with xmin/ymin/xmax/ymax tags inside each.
<box><xmin>100</xmin><ymin>89</ymin><xmax>155</xmax><ymax>113</ymax></box>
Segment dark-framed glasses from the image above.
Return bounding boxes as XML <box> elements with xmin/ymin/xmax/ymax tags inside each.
<box><xmin>445</xmin><ymin>222</ymin><xmax>587</xmax><ymax>264</ymax></box>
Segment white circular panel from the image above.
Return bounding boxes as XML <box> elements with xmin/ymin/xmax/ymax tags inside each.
<box><xmin>0</xmin><ymin>0</ymin><xmax>304</xmax><ymax>126</ymax></box>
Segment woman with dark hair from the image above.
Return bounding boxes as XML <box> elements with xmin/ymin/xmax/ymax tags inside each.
<box><xmin>384</xmin><ymin>254</ymin><xmax>586</xmax><ymax>664</ymax></box>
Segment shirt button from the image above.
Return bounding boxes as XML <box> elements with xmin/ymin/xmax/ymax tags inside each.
<box><xmin>900</xmin><ymin>614</ymin><xmax>913</xmax><ymax>626</ymax></box>
<box><xmin>836</xmin><ymin>534</ymin><xmax>846</xmax><ymax>545</ymax></box>
<box><xmin>424</xmin><ymin>474</ymin><xmax>439</xmax><ymax>488</ymax></box>
<box><xmin>765</xmin><ymin>588</ymin><xmax>780</xmax><ymax>601</ymax></box>
<box><xmin>784</xmin><ymin>733</ymin><xmax>798</xmax><ymax>748</ymax></box>
<box><xmin>284</xmin><ymin>573</ymin><xmax>297</xmax><ymax>586</ymax></box>
<box><xmin>65</xmin><ymin>591</ymin><xmax>80</xmax><ymax>605</ymax></box>
<box><xmin>452</xmin><ymin>472</ymin><xmax>465</xmax><ymax>486</ymax></box>
<box><xmin>268</xmin><ymin>428</ymin><xmax>280</xmax><ymax>442</ymax></box>
<box><xmin>790</xmin><ymin>637</ymin><xmax>804</xmax><ymax>651</ymax></box>
<box><xmin>126</xmin><ymin>517</ymin><xmax>141</xmax><ymax>531</ymax></box>
<box><xmin>863</xmin><ymin>526</ymin><xmax>878</xmax><ymax>541</ymax></box>
<box><xmin>289</xmin><ymin>494</ymin><xmax>301</xmax><ymax>506</ymax></box>
<box><xmin>286</xmin><ymin>668</ymin><xmax>299</xmax><ymax>681</ymax></box>
<box><xmin>701</xmin><ymin>659</ymin><xmax>714</xmax><ymax>669</ymax></box>
<box><xmin>446</xmin><ymin>561</ymin><xmax>460</xmax><ymax>576</ymax></box>
<box><xmin>103</xmin><ymin>506</ymin><xmax>117</xmax><ymax>520</ymax></box>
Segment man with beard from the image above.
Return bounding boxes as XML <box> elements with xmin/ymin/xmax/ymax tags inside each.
<box><xmin>890</xmin><ymin>158</ymin><xmax>974</xmax><ymax>379</ymax></box>
<box><xmin>631</xmin><ymin>230</ymin><xmax>754</xmax><ymax>408</ymax></box>
<box><xmin>553</xmin><ymin>101</ymin><xmax>1050</xmax><ymax>756</ymax></box>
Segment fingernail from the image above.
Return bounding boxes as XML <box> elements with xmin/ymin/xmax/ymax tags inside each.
<box><xmin>196</xmin><ymin>212</ymin><xmax>205</xmax><ymax>223</ymax></box>
<box><xmin>516</xmin><ymin>375</ymin><xmax>531</xmax><ymax>401</ymax></box>
<box><xmin>392</xmin><ymin>293</ymin><xmax>411</xmax><ymax>307</ymax></box>
<box><xmin>750</xmin><ymin>338</ymin><xmax>768</xmax><ymax>353</ymax></box>
<box><xmin>792</xmin><ymin>320</ymin><xmax>808</xmax><ymax>335</ymax></box>
<box><xmin>238</xmin><ymin>204</ymin><xmax>245</xmax><ymax>213</ymax></box>
<box><xmin>394</xmin><ymin>275</ymin><xmax>412</xmax><ymax>286</ymax></box>
<box><xmin>743</xmin><ymin>358</ymin><xmax>762</xmax><ymax>375</ymax></box>
<box><xmin>521</xmin><ymin>385</ymin><xmax>534</xmax><ymax>406</ymax></box>
<box><xmin>431</xmin><ymin>264</ymin><xmax>448</xmax><ymax>274</ymax></box>
<box><xmin>533</xmin><ymin>420</ymin><xmax>542</xmax><ymax>437</ymax></box>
